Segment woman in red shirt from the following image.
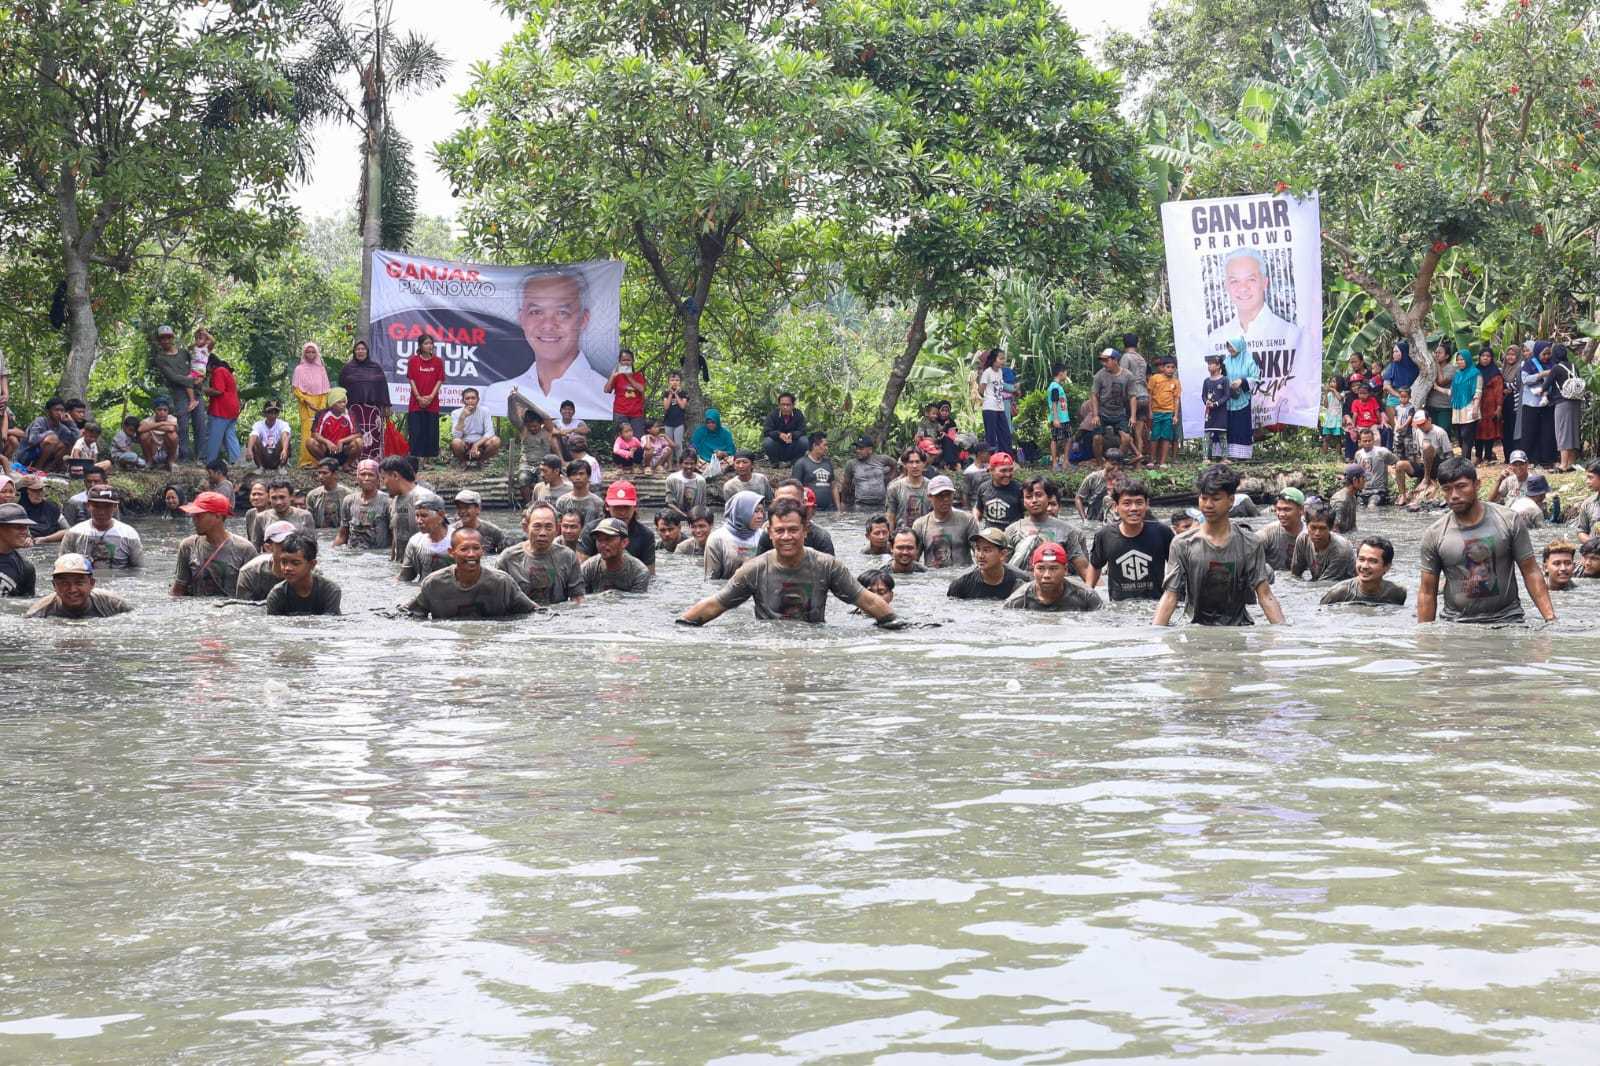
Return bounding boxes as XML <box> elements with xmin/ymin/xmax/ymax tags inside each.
<box><xmin>405</xmin><ymin>334</ymin><xmax>445</xmax><ymax>464</ymax></box>
<box><xmin>201</xmin><ymin>351</ymin><xmax>242</xmax><ymax>464</ymax></box>
<box><xmin>603</xmin><ymin>348</ymin><xmax>648</xmax><ymax>435</ymax></box>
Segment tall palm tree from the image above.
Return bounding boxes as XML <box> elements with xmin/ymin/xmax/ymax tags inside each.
<box><xmin>288</xmin><ymin>0</ymin><xmax>447</xmax><ymax>335</ymax></box>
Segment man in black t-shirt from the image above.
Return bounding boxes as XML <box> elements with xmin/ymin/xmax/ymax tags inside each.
<box><xmin>1088</xmin><ymin>479</ymin><xmax>1174</xmax><ymax>601</ymax></box>
<box><xmin>575</xmin><ymin>480</ymin><xmax>657</xmax><ymax>571</ymax></box>
<box><xmin>790</xmin><ymin>432</ymin><xmax>838</xmax><ymax>511</ymax></box>
<box><xmin>974</xmin><ymin>452</ymin><xmax>1024</xmax><ymax>529</ymax></box>
<box><xmin>0</xmin><ymin>503</ymin><xmax>38</xmax><ymax>598</ymax></box>
<box><xmin>947</xmin><ymin>527</ymin><xmax>1028</xmax><ymax>600</ymax></box>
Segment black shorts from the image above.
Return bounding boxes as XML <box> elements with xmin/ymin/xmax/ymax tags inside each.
<box><xmin>1050</xmin><ymin>423</ymin><xmax>1072</xmax><ymax>443</ymax></box>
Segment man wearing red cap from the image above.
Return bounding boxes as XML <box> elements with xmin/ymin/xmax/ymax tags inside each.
<box><xmin>1003</xmin><ymin>542</ymin><xmax>1103</xmax><ymax>612</ymax></box>
<box><xmin>974</xmin><ymin>452</ymin><xmax>1024</xmax><ymax>529</ymax></box>
<box><xmin>576</xmin><ymin>480</ymin><xmax>656</xmax><ymax>572</ymax></box>
<box><xmin>171</xmin><ymin>491</ymin><xmax>256</xmax><ymax>597</ymax></box>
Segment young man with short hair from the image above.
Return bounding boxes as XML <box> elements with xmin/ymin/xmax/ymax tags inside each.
<box><xmin>1154</xmin><ymin>465</ymin><xmax>1284</xmax><ymax>626</ymax></box>
<box><xmin>1578</xmin><ymin>538</ymin><xmax>1600</xmax><ymax>579</ymax></box>
<box><xmin>1330</xmin><ymin>464</ymin><xmax>1364</xmax><ymax>534</ymax></box>
<box><xmin>1319</xmin><ymin>535</ymin><xmax>1407</xmax><ymax>606</ymax></box>
<box><xmin>1074</xmin><ymin>449</ymin><xmax>1125</xmax><ymax>523</ymax></box>
<box><xmin>1573</xmin><ymin>459</ymin><xmax>1600</xmax><ymax>543</ymax></box>
<box><xmin>172</xmin><ymin>491</ymin><xmax>257</xmax><ymax>598</ymax></box>
<box><xmin>558</xmin><ymin>511</ymin><xmax>584</xmax><ymax>551</ymax></box>
<box><xmin>251</xmin><ymin>479</ymin><xmax>315</xmax><ymax>551</ymax></box>
<box><xmin>576</xmin><ymin>480</ymin><xmax>657</xmax><ymax>571</ymax></box>
<box><xmin>722</xmin><ymin>451</ymin><xmax>773</xmax><ymax>505</ymax></box>
<box><xmin>973</xmin><ymin>452</ymin><xmax>1024</xmax><ymax>529</ymax></box>
<box><xmin>887</xmin><ymin>528</ymin><xmax>927</xmax><ymax>574</ymax></box>
<box><xmin>679</xmin><ymin>499</ymin><xmax>904</xmax><ymax>626</ymax></box>
<box><xmin>665</xmin><ymin>450</ymin><xmax>708</xmax><ymax>517</ymax></box>
<box><xmin>654</xmin><ymin>511</ymin><xmax>686</xmax><ymax>553</ymax></box>
<box><xmin>450</xmin><ymin>489</ymin><xmax>509</xmax><ymax>554</ymax></box>
<box><xmin>449</xmin><ymin>386</ymin><xmax>502</xmax><ymax>465</ymax></box>
<box><xmin>532</xmin><ymin>453</ymin><xmax>572</xmax><ymax>505</ymax></box>
<box><xmin>680</xmin><ymin>507</ymin><xmax>713</xmax><ymax>556</ymax></box>
<box><xmin>1005</xmin><ymin>476</ymin><xmax>1088</xmax><ymax>579</ymax></box>
<box><xmin>911</xmin><ymin>475</ymin><xmax>979</xmax><ymax>569</ymax></box>
<box><xmin>1088</xmin><ymin>480</ymin><xmax>1174</xmax><ymax>601</ymax></box>
<box><xmin>1003</xmin><ymin>542</ymin><xmax>1103</xmax><ymax>612</ymax></box>
<box><xmin>841</xmin><ymin>436</ymin><xmax>897</xmax><ymax>510</ymax></box>
<box><xmin>1256</xmin><ymin>487</ymin><xmax>1306</xmax><ymax>571</ymax></box>
<box><xmin>306</xmin><ymin>458</ymin><xmax>352</xmax><ymax>529</ymax></box>
<box><xmin>265</xmin><ymin>534</ymin><xmax>342</xmax><ymax>615</ymax></box>
<box><xmin>248</xmin><ymin>402</ymin><xmax>293</xmax><ymax>471</ymax></box>
<box><xmin>862</xmin><ymin>515</ymin><xmax>892</xmax><ymax>558</ymax></box>
<box><xmin>555</xmin><ymin>460</ymin><xmax>606</xmax><ymax>529</ymax></box>
<box><xmin>946</xmin><ymin>527</ymin><xmax>1029</xmax><ymax>600</ymax></box>
<box><xmin>496</xmin><ymin>501</ymin><xmax>584</xmax><ymax>606</ymax></box>
<box><xmin>886</xmin><ymin>449</ymin><xmax>931</xmax><ymax>530</ymax></box>
<box><xmin>1290</xmin><ymin>502</ymin><xmax>1356</xmax><ymax>581</ymax></box>
<box><xmin>790</xmin><ymin>432</ymin><xmax>839</xmax><ymax>511</ymax></box>
<box><xmin>581</xmin><ymin>516</ymin><xmax>652</xmax><ymax>593</ymax></box>
<box><xmin>382</xmin><ymin>456</ymin><xmax>428</xmax><ymax>559</ymax></box>
<box><xmin>236</xmin><ymin>520</ymin><xmax>296</xmax><ymax>601</ymax></box>
<box><xmin>1418</xmin><ymin>457</ymin><xmax>1556</xmax><ymax>624</ymax></box>
<box><xmin>1543</xmin><ymin>540</ymin><xmax>1578</xmax><ymax>592</ymax></box>
<box><xmin>25</xmin><ymin>553</ymin><xmax>132</xmax><ymax>618</ymax></box>
<box><xmin>59</xmin><ymin>485</ymin><xmax>144</xmax><ymax>569</ymax></box>
<box><xmin>407</xmin><ymin>527</ymin><xmax>538</xmax><ymax>619</ymax></box>
<box><xmin>1169</xmin><ymin>508</ymin><xmax>1201</xmax><ymax>536</ymax></box>
<box><xmin>63</xmin><ymin>468</ymin><xmax>109</xmax><ymax>527</ymax></box>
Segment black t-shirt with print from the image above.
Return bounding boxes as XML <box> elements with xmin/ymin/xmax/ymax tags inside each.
<box><xmin>975</xmin><ymin>481</ymin><xmax>1024</xmax><ymax>529</ymax></box>
<box><xmin>0</xmin><ymin>550</ymin><xmax>37</xmax><ymax>598</ymax></box>
<box><xmin>1090</xmin><ymin>521</ymin><xmax>1176</xmax><ymax>601</ymax></box>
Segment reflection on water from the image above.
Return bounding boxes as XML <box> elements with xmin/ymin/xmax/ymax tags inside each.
<box><xmin>3</xmin><ymin>509</ymin><xmax>1600</xmax><ymax>1063</ymax></box>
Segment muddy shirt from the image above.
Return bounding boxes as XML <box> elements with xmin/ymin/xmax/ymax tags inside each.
<box><xmin>1290</xmin><ymin>531</ymin><xmax>1357</xmax><ymax>582</ymax></box>
<box><xmin>1419</xmin><ymin>502</ymin><xmax>1533</xmax><ymax>623</ymax></box>
<box><xmin>496</xmin><ymin>542</ymin><xmax>583</xmax><ymax>605</ymax></box>
<box><xmin>307</xmin><ymin>484</ymin><xmax>352</xmax><ymax>529</ymax></box>
<box><xmin>722</xmin><ymin>473</ymin><xmax>773</xmax><ymax>505</ymax></box>
<box><xmin>388</xmin><ymin>486</ymin><xmax>431</xmax><ymax>558</ymax></box>
<box><xmin>664</xmin><ymin>472</ymin><xmax>708</xmax><ymax>516</ymax></box>
<box><xmin>843</xmin><ymin>455</ymin><xmax>896</xmax><ymax>508</ymax></box>
<box><xmin>1254</xmin><ymin>521</ymin><xmax>1300</xmax><ymax>572</ymax></box>
<box><xmin>1575</xmin><ymin>492</ymin><xmax>1600</xmax><ymax>538</ymax></box>
<box><xmin>1003</xmin><ymin>578</ymin><xmax>1103</xmax><ymax>612</ymax></box>
<box><xmin>555</xmin><ymin>491</ymin><xmax>606</xmax><ymax>530</ymax></box>
<box><xmin>407</xmin><ymin>566</ymin><xmax>537</xmax><ymax>619</ymax></box>
<box><xmin>234</xmin><ymin>553</ymin><xmax>280</xmax><ymax>601</ymax></box>
<box><xmin>1330</xmin><ymin>488</ymin><xmax>1358</xmax><ymax>534</ymax></box>
<box><xmin>1003</xmin><ymin>516</ymin><xmax>1085</xmax><ymax>570</ymax></box>
<box><xmin>59</xmin><ymin>520</ymin><xmax>144</xmax><ymax>569</ymax></box>
<box><xmin>675</xmin><ymin>537</ymin><xmax>707</xmax><ymax>557</ymax></box>
<box><xmin>912</xmin><ymin>510</ymin><xmax>978</xmax><ymax>569</ymax></box>
<box><xmin>250</xmin><ymin>506</ymin><xmax>315</xmax><ymax>551</ymax></box>
<box><xmin>1320</xmin><ymin>577</ymin><xmax>1407</xmax><ymax>606</ymax></box>
<box><xmin>265</xmin><ymin>573</ymin><xmax>343</xmax><ymax>616</ymax></box>
<box><xmin>946</xmin><ymin>564</ymin><xmax>1028</xmax><ymax>600</ymax></box>
<box><xmin>580</xmin><ymin>553</ymin><xmax>652</xmax><ymax>594</ymax></box>
<box><xmin>340</xmin><ymin>491</ymin><xmax>393</xmax><ymax>551</ymax></box>
<box><xmin>25</xmin><ymin>589</ymin><xmax>131</xmax><ymax>619</ymax></box>
<box><xmin>174</xmin><ymin>533</ymin><xmax>258</xmax><ymax>597</ymax></box>
<box><xmin>1090</xmin><ymin>521</ymin><xmax>1175</xmax><ymax>601</ymax></box>
<box><xmin>449</xmin><ymin>519</ymin><xmax>509</xmax><ymax>555</ymax></box>
<box><xmin>885</xmin><ymin>477</ymin><xmax>931</xmax><ymax>530</ymax></box>
<box><xmin>399</xmin><ymin>531</ymin><xmax>454</xmax><ymax>583</ymax></box>
<box><xmin>1162</xmin><ymin>525</ymin><xmax>1272</xmax><ymax>626</ymax></box>
<box><xmin>704</xmin><ymin>529</ymin><xmax>761</xmax><ymax>580</ymax></box>
<box><xmin>713</xmin><ymin>548</ymin><xmax>861</xmax><ymax>622</ymax></box>
<box><xmin>1355</xmin><ymin>446</ymin><xmax>1398</xmax><ymax>496</ymax></box>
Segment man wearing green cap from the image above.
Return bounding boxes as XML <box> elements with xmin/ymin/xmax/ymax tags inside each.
<box><xmin>1256</xmin><ymin>487</ymin><xmax>1306</xmax><ymax>571</ymax></box>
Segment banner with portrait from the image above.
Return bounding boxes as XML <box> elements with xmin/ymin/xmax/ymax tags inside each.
<box><xmin>367</xmin><ymin>251</ymin><xmax>626</xmax><ymax>418</ymax></box>
<box><xmin>1161</xmin><ymin>192</ymin><xmax>1323</xmax><ymax>436</ymax></box>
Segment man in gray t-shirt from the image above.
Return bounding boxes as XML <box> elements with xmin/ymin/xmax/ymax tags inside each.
<box><xmin>911</xmin><ymin>477</ymin><xmax>978</xmax><ymax>568</ymax></box>
<box><xmin>1289</xmin><ymin>525</ymin><xmax>1356</xmax><ymax>582</ymax></box>
<box><xmin>580</xmin><ymin>518</ymin><xmax>651</xmax><ymax>593</ymax></box>
<box><xmin>1418</xmin><ymin>461</ymin><xmax>1553</xmax><ymax>624</ymax></box>
<box><xmin>407</xmin><ymin>528</ymin><xmax>537</xmax><ymax>619</ymax></box>
<box><xmin>496</xmin><ymin>503</ymin><xmax>584</xmax><ymax>605</ymax></box>
<box><xmin>842</xmin><ymin>439</ymin><xmax>898</xmax><ymax>510</ymax></box>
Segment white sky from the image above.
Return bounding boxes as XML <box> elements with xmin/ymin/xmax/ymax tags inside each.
<box><xmin>288</xmin><ymin>0</ymin><xmax>1161</xmax><ymax>224</ymax></box>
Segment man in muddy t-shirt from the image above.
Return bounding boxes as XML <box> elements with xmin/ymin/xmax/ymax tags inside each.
<box><xmin>841</xmin><ymin>436</ymin><xmax>896</xmax><ymax>511</ymax></box>
<box><xmin>172</xmin><ymin>491</ymin><xmax>257</xmax><ymax>598</ymax></box>
<box><xmin>336</xmin><ymin>460</ymin><xmax>392</xmax><ymax>551</ymax></box>
<box><xmin>496</xmin><ymin>501</ymin><xmax>584</xmax><ymax>606</ymax></box>
<box><xmin>679</xmin><ymin>499</ymin><xmax>905</xmax><ymax>626</ymax></box>
<box><xmin>1154</xmin><ymin>465</ymin><xmax>1284</xmax><ymax>626</ymax></box>
<box><xmin>1418</xmin><ymin>457</ymin><xmax>1555</xmax><ymax>625</ymax></box>
<box><xmin>911</xmin><ymin>476</ymin><xmax>978</xmax><ymax>568</ymax></box>
<box><xmin>407</xmin><ymin>528</ymin><xmax>538</xmax><ymax>619</ymax></box>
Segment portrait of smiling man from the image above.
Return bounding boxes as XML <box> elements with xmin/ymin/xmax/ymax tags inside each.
<box><xmin>516</xmin><ymin>269</ymin><xmax>611</xmax><ymax>417</ymax></box>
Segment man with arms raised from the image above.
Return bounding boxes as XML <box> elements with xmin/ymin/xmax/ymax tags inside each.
<box><xmin>679</xmin><ymin>498</ymin><xmax>905</xmax><ymax>626</ymax></box>
<box><xmin>497</xmin><ymin>501</ymin><xmax>584</xmax><ymax>605</ymax></box>
<box><xmin>26</xmin><ymin>553</ymin><xmax>131</xmax><ymax>619</ymax></box>
<box><xmin>517</xmin><ymin>270</ymin><xmax>609</xmax><ymax>415</ymax></box>
<box><xmin>1320</xmin><ymin>535</ymin><xmax>1407</xmax><ymax>606</ymax></box>
<box><xmin>1154</xmin><ymin>464</ymin><xmax>1284</xmax><ymax>626</ymax></box>
<box><xmin>408</xmin><ymin>527</ymin><xmax>538</xmax><ymax>619</ymax></box>
<box><xmin>1417</xmin><ymin>456</ymin><xmax>1556</xmax><ymax>625</ymax></box>
<box><xmin>1087</xmin><ymin>480</ymin><xmax>1174</xmax><ymax>602</ymax></box>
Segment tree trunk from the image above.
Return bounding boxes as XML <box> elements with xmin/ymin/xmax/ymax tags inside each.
<box><xmin>57</xmin><ymin>245</ymin><xmax>99</xmax><ymax>406</ymax></box>
<box><xmin>358</xmin><ymin>117</ymin><xmax>383</xmax><ymax>343</ymax></box>
<box><xmin>873</xmin><ymin>295</ymin><xmax>931</xmax><ymax>448</ymax></box>
<box><xmin>680</xmin><ymin>310</ymin><xmax>704</xmax><ymax>421</ymax></box>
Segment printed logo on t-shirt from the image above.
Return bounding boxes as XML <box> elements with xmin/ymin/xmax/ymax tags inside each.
<box><xmin>1116</xmin><ymin>549</ymin><xmax>1153</xmax><ymax>584</ymax></box>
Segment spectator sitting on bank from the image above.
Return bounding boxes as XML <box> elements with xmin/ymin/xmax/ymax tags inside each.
<box><xmin>139</xmin><ymin>398</ymin><xmax>180</xmax><ymax>471</ymax></box>
<box><xmin>448</xmin><ymin>386</ymin><xmax>501</xmax><ymax>466</ymax></box>
<box><xmin>761</xmin><ymin>392</ymin><xmax>809</xmax><ymax>465</ymax></box>
<box><xmin>110</xmin><ymin>415</ymin><xmax>147</xmax><ymax>470</ymax></box>
<box><xmin>691</xmin><ymin>408</ymin><xmax>736</xmax><ymax>473</ymax></box>
<box><xmin>19</xmin><ymin>397</ymin><xmax>79</xmax><ymax>471</ymax></box>
<box><xmin>248</xmin><ymin>402</ymin><xmax>293</xmax><ymax>472</ymax></box>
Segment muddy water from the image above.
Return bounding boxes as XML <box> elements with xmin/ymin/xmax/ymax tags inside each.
<box><xmin>2</xmin><ymin>508</ymin><xmax>1599</xmax><ymax>1063</ymax></box>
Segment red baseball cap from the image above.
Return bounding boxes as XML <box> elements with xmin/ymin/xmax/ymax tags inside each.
<box><xmin>803</xmin><ymin>487</ymin><xmax>818</xmax><ymax>507</ymax></box>
<box><xmin>180</xmin><ymin>491</ymin><xmax>233</xmax><ymax>517</ymax></box>
<box><xmin>605</xmin><ymin>480</ymin><xmax>638</xmax><ymax>506</ymax></box>
<box><xmin>988</xmin><ymin>452</ymin><xmax>1015</xmax><ymax>469</ymax></box>
<box><xmin>1030</xmin><ymin>542</ymin><xmax>1068</xmax><ymax>567</ymax></box>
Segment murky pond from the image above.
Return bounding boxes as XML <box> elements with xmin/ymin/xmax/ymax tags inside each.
<box><xmin>3</xmin><ymin>506</ymin><xmax>1600</xmax><ymax>1063</ymax></box>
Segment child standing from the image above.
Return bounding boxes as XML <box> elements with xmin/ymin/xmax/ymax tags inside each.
<box><xmin>1201</xmin><ymin>354</ymin><xmax>1229</xmax><ymax>461</ymax></box>
<box><xmin>660</xmin><ymin>372</ymin><xmax>689</xmax><ymax>456</ymax></box>
<box><xmin>1320</xmin><ymin>377</ymin><xmax>1345</xmax><ymax>452</ymax></box>
<box><xmin>1047</xmin><ymin>364</ymin><xmax>1072</xmax><ymax>472</ymax></box>
<box><xmin>1147</xmin><ymin>357</ymin><xmax>1180</xmax><ymax>468</ymax></box>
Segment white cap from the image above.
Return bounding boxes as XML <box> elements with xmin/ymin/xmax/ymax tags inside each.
<box><xmin>53</xmin><ymin>553</ymin><xmax>93</xmax><ymax>576</ymax></box>
<box><xmin>263</xmin><ymin>520</ymin><xmax>298</xmax><ymax>544</ymax></box>
<box><xmin>927</xmin><ymin>475</ymin><xmax>956</xmax><ymax>495</ymax></box>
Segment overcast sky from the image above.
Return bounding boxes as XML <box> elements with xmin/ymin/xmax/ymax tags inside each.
<box><xmin>288</xmin><ymin>0</ymin><xmax>1168</xmax><ymax>224</ymax></box>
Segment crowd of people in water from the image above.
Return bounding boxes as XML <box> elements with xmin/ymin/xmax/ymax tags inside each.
<box><xmin>2</xmin><ymin>328</ymin><xmax>1596</xmax><ymax>625</ymax></box>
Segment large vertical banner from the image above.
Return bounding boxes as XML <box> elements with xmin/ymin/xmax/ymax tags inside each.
<box><xmin>368</xmin><ymin>252</ymin><xmax>626</xmax><ymax>418</ymax></box>
<box><xmin>1161</xmin><ymin>192</ymin><xmax>1323</xmax><ymax>436</ymax></box>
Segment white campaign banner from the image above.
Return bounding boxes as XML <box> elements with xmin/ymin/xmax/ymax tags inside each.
<box><xmin>1161</xmin><ymin>192</ymin><xmax>1323</xmax><ymax>436</ymax></box>
<box><xmin>367</xmin><ymin>251</ymin><xmax>625</xmax><ymax>419</ymax></box>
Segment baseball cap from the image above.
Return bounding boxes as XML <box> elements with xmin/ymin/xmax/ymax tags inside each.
<box><xmin>412</xmin><ymin>491</ymin><xmax>447</xmax><ymax>513</ymax></box>
<box><xmin>605</xmin><ymin>481</ymin><xmax>638</xmax><ymax>507</ymax></box>
<box><xmin>1099</xmin><ymin>347</ymin><xmax>1121</xmax><ymax>360</ymax></box>
<box><xmin>53</xmin><ymin>553</ymin><xmax>93</xmax><ymax>576</ymax></box>
<box><xmin>1344</xmin><ymin>463</ymin><xmax>1366</xmax><ymax>481</ymax></box>
<box><xmin>317</xmin><ymin>457</ymin><xmax>341</xmax><ymax>470</ymax></box>
<box><xmin>1525</xmin><ymin>474</ymin><xmax>1551</xmax><ymax>495</ymax></box>
<box><xmin>262</xmin><ymin>520</ymin><xmax>298</xmax><ymax>544</ymax></box>
<box><xmin>1278</xmin><ymin>487</ymin><xmax>1306</xmax><ymax>506</ymax></box>
<box><xmin>454</xmin><ymin>489</ymin><xmax>483</xmax><ymax>506</ymax></box>
<box><xmin>263</xmin><ymin>401</ymin><xmax>281</xmax><ymax>413</ymax></box>
<box><xmin>1031</xmin><ymin>542</ymin><xmax>1069</xmax><ymax>567</ymax></box>
<box><xmin>593</xmin><ymin>517</ymin><xmax>629</xmax><ymax>538</ymax></box>
<box><xmin>988</xmin><ymin>451</ymin><xmax>1015</xmax><ymax>469</ymax></box>
<box><xmin>971</xmin><ymin>527</ymin><xmax>1007</xmax><ymax>549</ymax></box>
<box><xmin>179</xmin><ymin>491</ymin><xmax>233</xmax><ymax>516</ymax></box>
<box><xmin>0</xmin><ymin>503</ymin><xmax>33</xmax><ymax>526</ymax></box>
<box><xmin>854</xmin><ymin>435</ymin><xmax>874</xmax><ymax>449</ymax></box>
<box><xmin>802</xmin><ymin>487</ymin><xmax>818</xmax><ymax>507</ymax></box>
<box><xmin>1508</xmin><ymin>450</ymin><xmax>1529</xmax><ymax>463</ymax></box>
<box><xmin>927</xmin><ymin>475</ymin><xmax>956</xmax><ymax>495</ymax></box>
<box><xmin>156</xmin><ymin>325</ymin><xmax>175</xmax><ymax>337</ymax></box>
<box><xmin>87</xmin><ymin>486</ymin><xmax>119</xmax><ymax>504</ymax></box>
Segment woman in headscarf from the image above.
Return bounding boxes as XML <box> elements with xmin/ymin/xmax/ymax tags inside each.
<box><xmin>1449</xmin><ymin>349</ymin><xmax>1481</xmax><ymax>460</ymax></box>
<box><xmin>338</xmin><ymin>339</ymin><xmax>390</xmax><ymax>461</ymax></box>
<box><xmin>1501</xmin><ymin>344</ymin><xmax>1523</xmax><ymax>463</ymax></box>
<box><xmin>1223</xmin><ymin>336</ymin><xmax>1257</xmax><ymax>460</ymax></box>
<box><xmin>1548</xmin><ymin>342</ymin><xmax>1584</xmax><ymax>471</ymax></box>
<box><xmin>155</xmin><ymin>483</ymin><xmax>185</xmax><ymax>520</ymax></box>
<box><xmin>1475</xmin><ymin>346</ymin><xmax>1503</xmax><ymax>464</ymax></box>
<box><xmin>704</xmin><ymin>490</ymin><xmax>766</xmax><ymax>580</ymax></box>
<box><xmin>690</xmin><ymin>408</ymin><xmax>736</xmax><ymax>468</ymax></box>
<box><xmin>1519</xmin><ymin>341</ymin><xmax>1557</xmax><ymax>466</ymax></box>
<box><xmin>292</xmin><ymin>341</ymin><xmax>331</xmax><ymax>468</ymax></box>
